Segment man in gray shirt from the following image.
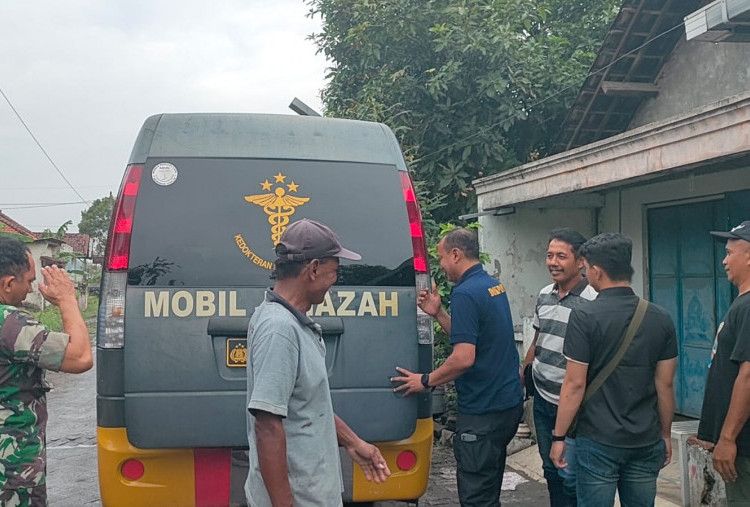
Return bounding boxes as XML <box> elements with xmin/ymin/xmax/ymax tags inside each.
<box><xmin>245</xmin><ymin>219</ymin><xmax>390</xmax><ymax>506</ymax></box>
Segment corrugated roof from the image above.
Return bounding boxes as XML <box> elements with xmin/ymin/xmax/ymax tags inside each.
<box><xmin>553</xmin><ymin>0</ymin><xmax>705</xmax><ymax>153</ymax></box>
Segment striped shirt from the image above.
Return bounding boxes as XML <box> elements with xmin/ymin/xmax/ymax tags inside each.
<box><xmin>531</xmin><ymin>278</ymin><xmax>597</xmax><ymax>404</ymax></box>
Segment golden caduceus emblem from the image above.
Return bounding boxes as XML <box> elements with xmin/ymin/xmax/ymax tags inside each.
<box><xmin>244</xmin><ymin>172</ymin><xmax>310</xmax><ymax>245</ymax></box>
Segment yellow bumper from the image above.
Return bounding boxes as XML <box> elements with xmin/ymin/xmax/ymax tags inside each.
<box><xmin>97</xmin><ymin>427</ymin><xmax>195</xmax><ymax>507</ymax></box>
<box><xmin>98</xmin><ymin>418</ymin><xmax>433</xmax><ymax>505</ymax></box>
<box><xmin>350</xmin><ymin>417</ymin><xmax>433</xmax><ymax>502</ymax></box>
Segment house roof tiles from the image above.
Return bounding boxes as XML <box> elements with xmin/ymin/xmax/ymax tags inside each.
<box><xmin>0</xmin><ymin>211</ymin><xmax>37</xmax><ymax>240</ymax></box>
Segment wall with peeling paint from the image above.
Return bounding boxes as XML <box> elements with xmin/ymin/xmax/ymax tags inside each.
<box><xmin>687</xmin><ymin>442</ymin><xmax>727</xmax><ymax>506</ymax></box>
<box><xmin>478</xmin><ymin>206</ymin><xmax>595</xmax><ymax>349</ymax></box>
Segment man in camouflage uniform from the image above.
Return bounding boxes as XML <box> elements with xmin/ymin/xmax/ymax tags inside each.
<box><xmin>0</xmin><ymin>238</ymin><xmax>93</xmax><ymax>506</ymax></box>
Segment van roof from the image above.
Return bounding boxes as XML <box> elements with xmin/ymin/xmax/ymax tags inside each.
<box><xmin>128</xmin><ymin>113</ymin><xmax>407</xmax><ymax>170</ymax></box>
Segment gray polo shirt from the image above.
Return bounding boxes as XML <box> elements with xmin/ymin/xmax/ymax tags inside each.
<box><xmin>245</xmin><ymin>290</ymin><xmax>343</xmax><ymax>507</ymax></box>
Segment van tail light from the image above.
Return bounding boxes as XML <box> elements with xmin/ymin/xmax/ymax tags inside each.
<box><xmin>98</xmin><ymin>164</ymin><xmax>142</xmax><ymax>349</ymax></box>
<box><xmin>105</xmin><ymin>164</ymin><xmax>142</xmax><ymax>271</ymax></box>
<box><xmin>400</xmin><ymin>171</ymin><xmax>434</xmax><ymax>346</ymax></box>
<box><xmin>400</xmin><ymin>171</ymin><xmax>429</xmax><ymax>274</ymax></box>
<box><xmin>97</xmin><ymin>271</ymin><xmax>127</xmax><ymax>348</ymax></box>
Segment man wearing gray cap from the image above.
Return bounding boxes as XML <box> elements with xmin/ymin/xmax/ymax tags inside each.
<box><xmin>697</xmin><ymin>220</ymin><xmax>750</xmax><ymax>504</ymax></box>
<box><xmin>244</xmin><ymin>219</ymin><xmax>390</xmax><ymax>507</ymax></box>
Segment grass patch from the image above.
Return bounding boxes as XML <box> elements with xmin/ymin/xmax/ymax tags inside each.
<box><xmin>82</xmin><ymin>295</ymin><xmax>100</xmax><ymax>320</ymax></box>
<box><xmin>33</xmin><ymin>306</ymin><xmax>63</xmax><ymax>332</ymax></box>
<box><xmin>32</xmin><ymin>295</ymin><xmax>100</xmax><ymax>333</ymax></box>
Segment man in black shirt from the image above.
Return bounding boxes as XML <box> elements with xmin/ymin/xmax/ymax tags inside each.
<box><xmin>550</xmin><ymin>233</ymin><xmax>677</xmax><ymax>507</ymax></box>
<box><xmin>697</xmin><ymin>220</ymin><xmax>750</xmax><ymax>504</ymax></box>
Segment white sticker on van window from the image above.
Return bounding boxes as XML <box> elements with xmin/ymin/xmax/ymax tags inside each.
<box><xmin>152</xmin><ymin>163</ymin><xmax>178</xmax><ymax>186</ymax></box>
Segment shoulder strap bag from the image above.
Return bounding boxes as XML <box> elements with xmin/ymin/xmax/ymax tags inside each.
<box><xmin>567</xmin><ymin>298</ymin><xmax>649</xmax><ymax>437</ymax></box>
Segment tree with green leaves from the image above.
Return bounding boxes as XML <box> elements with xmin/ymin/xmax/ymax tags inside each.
<box><xmin>78</xmin><ymin>193</ymin><xmax>114</xmax><ymax>255</ymax></box>
<box><xmin>306</xmin><ymin>0</ymin><xmax>619</xmax><ymax>221</ymax></box>
<box><xmin>39</xmin><ymin>220</ymin><xmax>72</xmax><ymax>240</ymax></box>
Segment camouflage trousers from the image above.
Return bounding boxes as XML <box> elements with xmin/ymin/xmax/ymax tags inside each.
<box><xmin>0</xmin><ymin>483</ymin><xmax>46</xmax><ymax>507</ymax></box>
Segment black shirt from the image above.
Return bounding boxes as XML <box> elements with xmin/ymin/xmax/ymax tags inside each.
<box><xmin>563</xmin><ymin>287</ymin><xmax>678</xmax><ymax>447</ymax></box>
<box><xmin>697</xmin><ymin>292</ymin><xmax>750</xmax><ymax>456</ymax></box>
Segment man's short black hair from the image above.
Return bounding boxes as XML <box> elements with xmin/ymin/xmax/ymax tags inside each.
<box><xmin>548</xmin><ymin>228</ymin><xmax>587</xmax><ymax>258</ymax></box>
<box><xmin>272</xmin><ymin>259</ymin><xmax>307</xmax><ymax>281</ymax></box>
<box><xmin>0</xmin><ymin>237</ymin><xmax>31</xmax><ymax>279</ymax></box>
<box><xmin>579</xmin><ymin>232</ymin><xmax>634</xmax><ymax>282</ymax></box>
<box><xmin>442</xmin><ymin>228</ymin><xmax>479</xmax><ymax>260</ymax></box>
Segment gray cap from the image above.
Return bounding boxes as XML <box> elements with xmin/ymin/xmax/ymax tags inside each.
<box><xmin>276</xmin><ymin>219</ymin><xmax>361</xmax><ymax>261</ymax></box>
<box><xmin>710</xmin><ymin>220</ymin><xmax>750</xmax><ymax>243</ymax></box>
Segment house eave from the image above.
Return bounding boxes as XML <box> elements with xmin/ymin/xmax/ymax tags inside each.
<box><xmin>474</xmin><ymin>90</ymin><xmax>750</xmax><ymax>209</ymax></box>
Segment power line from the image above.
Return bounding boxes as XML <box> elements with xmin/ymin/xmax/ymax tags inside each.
<box><xmin>1</xmin><ymin>185</ymin><xmax>114</xmax><ymax>191</ymax></box>
<box><xmin>0</xmin><ymin>85</ymin><xmax>90</xmax><ymax>205</ymax></box>
<box><xmin>0</xmin><ymin>202</ymin><xmax>85</xmax><ymax>210</ymax></box>
<box><xmin>411</xmin><ymin>20</ymin><xmax>686</xmax><ymax>166</ymax></box>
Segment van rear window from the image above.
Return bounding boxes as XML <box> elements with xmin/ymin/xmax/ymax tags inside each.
<box><xmin>127</xmin><ymin>158</ymin><xmax>415</xmax><ymax>287</ymax></box>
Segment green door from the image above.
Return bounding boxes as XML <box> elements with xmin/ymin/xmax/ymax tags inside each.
<box><xmin>647</xmin><ymin>190</ymin><xmax>750</xmax><ymax>417</ymax></box>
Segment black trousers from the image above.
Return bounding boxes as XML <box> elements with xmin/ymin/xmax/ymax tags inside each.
<box><xmin>454</xmin><ymin>403</ymin><xmax>524</xmax><ymax>507</ymax></box>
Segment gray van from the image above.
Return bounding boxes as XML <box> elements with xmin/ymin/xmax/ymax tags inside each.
<box><xmin>96</xmin><ymin>113</ymin><xmax>434</xmax><ymax>506</ymax></box>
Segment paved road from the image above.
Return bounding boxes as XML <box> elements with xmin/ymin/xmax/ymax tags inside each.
<box><xmin>377</xmin><ymin>441</ymin><xmax>548</xmax><ymax>506</ymax></box>
<box><xmin>44</xmin><ymin>349</ymin><xmax>547</xmax><ymax>506</ymax></box>
<box><xmin>46</xmin><ymin>349</ymin><xmax>100</xmax><ymax>506</ymax></box>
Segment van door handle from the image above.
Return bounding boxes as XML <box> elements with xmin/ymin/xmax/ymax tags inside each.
<box><xmin>316</xmin><ymin>317</ymin><xmax>344</xmax><ymax>335</ymax></box>
<box><xmin>207</xmin><ymin>317</ymin><xmax>250</xmax><ymax>338</ymax></box>
<box><xmin>207</xmin><ymin>316</ymin><xmax>344</xmax><ymax>337</ymax></box>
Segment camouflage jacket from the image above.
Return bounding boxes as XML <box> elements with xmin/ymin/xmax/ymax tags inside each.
<box><xmin>0</xmin><ymin>305</ymin><xmax>69</xmax><ymax>495</ymax></box>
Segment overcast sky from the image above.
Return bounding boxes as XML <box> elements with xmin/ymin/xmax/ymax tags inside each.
<box><xmin>0</xmin><ymin>1</ymin><xmax>327</xmax><ymax>233</ymax></box>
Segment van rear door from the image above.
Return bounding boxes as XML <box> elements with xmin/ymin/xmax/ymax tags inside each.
<box><xmin>123</xmin><ymin>156</ymin><xmax>422</xmax><ymax>448</ymax></box>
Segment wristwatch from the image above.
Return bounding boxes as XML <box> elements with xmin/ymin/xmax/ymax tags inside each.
<box><xmin>421</xmin><ymin>373</ymin><xmax>435</xmax><ymax>391</ymax></box>
<box><xmin>551</xmin><ymin>433</ymin><xmax>566</xmax><ymax>442</ymax></box>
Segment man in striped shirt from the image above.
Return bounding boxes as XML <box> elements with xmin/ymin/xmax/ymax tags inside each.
<box><xmin>522</xmin><ymin>228</ymin><xmax>596</xmax><ymax>506</ymax></box>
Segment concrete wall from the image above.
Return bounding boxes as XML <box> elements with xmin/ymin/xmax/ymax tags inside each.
<box><xmin>631</xmin><ymin>39</ymin><xmax>750</xmax><ymax>129</ymax></box>
<box><xmin>687</xmin><ymin>441</ymin><xmax>727</xmax><ymax>506</ymax></box>
<box><xmin>477</xmin><ymin>206</ymin><xmax>595</xmax><ymax>349</ymax></box>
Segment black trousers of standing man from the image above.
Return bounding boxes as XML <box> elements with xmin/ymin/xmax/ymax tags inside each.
<box><xmin>453</xmin><ymin>403</ymin><xmax>524</xmax><ymax>507</ymax></box>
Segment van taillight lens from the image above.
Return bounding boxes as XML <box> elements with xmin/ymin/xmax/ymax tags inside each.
<box><xmin>105</xmin><ymin>164</ymin><xmax>142</xmax><ymax>271</ymax></box>
<box><xmin>399</xmin><ymin>171</ymin><xmax>434</xmax><ymax>345</ymax></box>
<box><xmin>98</xmin><ymin>163</ymin><xmax>141</xmax><ymax>349</ymax></box>
<box><xmin>97</xmin><ymin>271</ymin><xmax>126</xmax><ymax>348</ymax></box>
<box><xmin>399</xmin><ymin>171</ymin><xmax>429</xmax><ymax>274</ymax></box>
